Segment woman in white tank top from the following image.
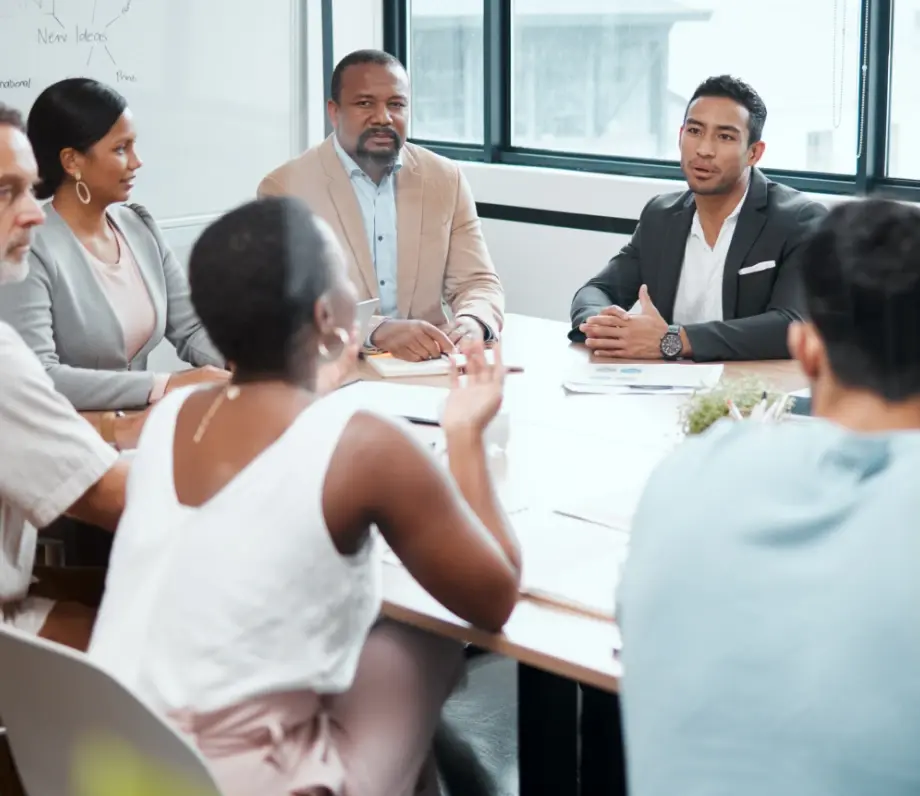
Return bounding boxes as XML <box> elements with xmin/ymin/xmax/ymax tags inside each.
<box><xmin>88</xmin><ymin>196</ymin><xmax>521</xmax><ymax>796</ymax></box>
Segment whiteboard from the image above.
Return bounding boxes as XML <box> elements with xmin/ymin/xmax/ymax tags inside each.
<box><xmin>0</xmin><ymin>0</ymin><xmax>303</xmax><ymax>223</ymax></box>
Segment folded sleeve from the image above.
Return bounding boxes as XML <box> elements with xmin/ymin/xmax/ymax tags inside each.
<box><xmin>0</xmin><ymin>324</ymin><xmax>118</xmax><ymax>528</ymax></box>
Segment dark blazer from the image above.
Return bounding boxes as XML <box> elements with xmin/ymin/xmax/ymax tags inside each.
<box><xmin>568</xmin><ymin>169</ymin><xmax>828</xmax><ymax>361</ymax></box>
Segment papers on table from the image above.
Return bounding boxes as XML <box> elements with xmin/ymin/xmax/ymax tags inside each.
<box><xmin>383</xmin><ymin>509</ymin><xmax>625</xmax><ymax>623</ymax></box>
<box><xmin>328</xmin><ymin>381</ymin><xmax>448</xmax><ymax>425</ymax></box>
<box><xmin>517</xmin><ymin>510</ymin><xmax>627</xmax><ymax>621</ymax></box>
<box><xmin>787</xmin><ymin>387</ymin><xmax>812</xmax><ymax>418</ymax></box>
<box><xmin>563</xmin><ymin>362</ymin><xmax>723</xmax><ymax>395</ymax></box>
<box><xmin>552</xmin><ymin>497</ymin><xmax>635</xmax><ymax>533</ymax></box>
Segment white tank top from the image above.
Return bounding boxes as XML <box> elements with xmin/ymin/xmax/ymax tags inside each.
<box><xmin>89</xmin><ymin>387</ymin><xmax>382</xmax><ymax>713</ymax></box>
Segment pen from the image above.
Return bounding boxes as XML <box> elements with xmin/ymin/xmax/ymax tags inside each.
<box><xmin>726</xmin><ymin>398</ymin><xmax>744</xmax><ymax>421</ymax></box>
<box><xmin>443</xmin><ymin>354</ymin><xmax>524</xmax><ymax>374</ymax></box>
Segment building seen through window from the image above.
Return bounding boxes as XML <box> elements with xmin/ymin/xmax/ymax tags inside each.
<box><xmin>404</xmin><ymin>0</ymin><xmax>920</xmax><ymax>177</ymax></box>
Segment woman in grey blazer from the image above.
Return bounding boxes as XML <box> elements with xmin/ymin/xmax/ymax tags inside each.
<box><xmin>0</xmin><ymin>78</ymin><xmax>229</xmax><ymax>412</ymax></box>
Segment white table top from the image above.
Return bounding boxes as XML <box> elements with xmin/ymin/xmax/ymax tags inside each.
<box><xmin>367</xmin><ymin>313</ymin><xmax>807</xmax><ymax>692</ymax></box>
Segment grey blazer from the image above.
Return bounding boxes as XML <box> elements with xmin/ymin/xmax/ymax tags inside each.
<box><xmin>0</xmin><ymin>203</ymin><xmax>222</xmax><ymax>411</ymax></box>
<box><xmin>568</xmin><ymin>169</ymin><xmax>828</xmax><ymax>361</ymax></box>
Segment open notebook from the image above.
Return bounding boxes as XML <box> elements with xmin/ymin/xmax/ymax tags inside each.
<box><xmin>366</xmin><ymin>350</ymin><xmax>500</xmax><ymax>379</ymax></box>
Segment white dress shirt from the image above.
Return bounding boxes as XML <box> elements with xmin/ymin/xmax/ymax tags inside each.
<box><xmin>672</xmin><ymin>183</ymin><xmax>750</xmax><ymax>326</ymax></box>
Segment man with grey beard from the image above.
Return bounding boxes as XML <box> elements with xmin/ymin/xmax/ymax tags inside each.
<box><xmin>0</xmin><ymin>102</ymin><xmax>126</xmax><ymax>651</ymax></box>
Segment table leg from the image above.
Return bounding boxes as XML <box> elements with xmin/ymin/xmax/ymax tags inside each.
<box><xmin>579</xmin><ymin>685</ymin><xmax>627</xmax><ymax>795</ymax></box>
<box><xmin>518</xmin><ymin>664</ymin><xmax>578</xmax><ymax>796</ymax></box>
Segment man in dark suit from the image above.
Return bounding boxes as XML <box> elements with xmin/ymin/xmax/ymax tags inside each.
<box><xmin>569</xmin><ymin>75</ymin><xmax>827</xmax><ymax>362</ymax></box>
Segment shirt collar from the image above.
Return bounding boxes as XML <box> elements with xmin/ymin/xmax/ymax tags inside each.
<box><xmin>333</xmin><ymin>134</ymin><xmax>402</xmax><ymax>180</ymax></box>
<box><xmin>690</xmin><ymin>174</ymin><xmax>751</xmax><ymax>239</ymax></box>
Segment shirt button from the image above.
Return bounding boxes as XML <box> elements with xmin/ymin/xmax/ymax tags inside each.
<box><xmin>380</xmin><ymin>280</ymin><xmax>386</xmax><ymax>286</ymax></box>
<box><xmin>378</xmin><ymin>235</ymin><xmax>383</xmax><ymax>241</ymax></box>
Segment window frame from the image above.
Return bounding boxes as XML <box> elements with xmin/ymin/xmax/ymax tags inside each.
<box><xmin>384</xmin><ymin>0</ymin><xmax>920</xmax><ymax>201</ymax></box>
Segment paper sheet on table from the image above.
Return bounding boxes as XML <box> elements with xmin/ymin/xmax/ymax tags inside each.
<box><xmin>551</xmin><ymin>464</ymin><xmax>667</xmax><ymax>533</ymax></box>
<box><xmin>517</xmin><ymin>510</ymin><xmax>628</xmax><ymax>621</ymax></box>
<box><xmin>552</xmin><ymin>497</ymin><xmax>635</xmax><ymax>533</ymax></box>
<box><xmin>563</xmin><ymin>363</ymin><xmax>723</xmax><ymax>395</ymax></box>
<box><xmin>329</xmin><ymin>381</ymin><xmax>448</xmax><ymax>424</ymax></box>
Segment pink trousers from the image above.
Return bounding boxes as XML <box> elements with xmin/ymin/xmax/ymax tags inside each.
<box><xmin>170</xmin><ymin>620</ymin><xmax>465</xmax><ymax>796</ymax></box>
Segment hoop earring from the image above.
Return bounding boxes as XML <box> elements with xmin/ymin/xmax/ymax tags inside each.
<box><xmin>74</xmin><ymin>173</ymin><xmax>91</xmax><ymax>205</ymax></box>
<box><xmin>317</xmin><ymin>327</ymin><xmax>351</xmax><ymax>361</ymax></box>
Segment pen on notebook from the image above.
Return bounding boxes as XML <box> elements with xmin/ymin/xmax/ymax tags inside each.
<box><xmin>442</xmin><ymin>353</ymin><xmax>524</xmax><ymax>374</ymax></box>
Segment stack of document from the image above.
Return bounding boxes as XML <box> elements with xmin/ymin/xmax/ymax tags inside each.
<box><xmin>563</xmin><ymin>363</ymin><xmax>723</xmax><ymax>395</ymax></box>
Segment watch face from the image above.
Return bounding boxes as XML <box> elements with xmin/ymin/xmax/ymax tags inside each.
<box><xmin>661</xmin><ymin>333</ymin><xmax>682</xmax><ymax>359</ymax></box>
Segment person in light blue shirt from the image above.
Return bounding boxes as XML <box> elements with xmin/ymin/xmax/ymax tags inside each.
<box><xmin>618</xmin><ymin>198</ymin><xmax>920</xmax><ymax>796</ymax></box>
<box><xmin>332</xmin><ymin>134</ymin><xmax>401</xmax><ymax>320</ymax></box>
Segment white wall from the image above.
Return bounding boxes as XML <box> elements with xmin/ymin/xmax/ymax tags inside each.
<box><xmin>332</xmin><ymin>0</ymin><xmax>384</xmax><ymax>64</ymax></box>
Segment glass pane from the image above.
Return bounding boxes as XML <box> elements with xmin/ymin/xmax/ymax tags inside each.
<box><xmin>888</xmin><ymin>0</ymin><xmax>920</xmax><ymax>177</ymax></box>
<box><xmin>408</xmin><ymin>0</ymin><xmax>483</xmax><ymax>144</ymax></box>
<box><xmin>510</xmin><ymin>0</ymin><xmax>862</xmax><ymax>174</ymax></box>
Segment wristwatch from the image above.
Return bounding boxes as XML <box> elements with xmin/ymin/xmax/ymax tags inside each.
<box><xmin>659</xmin><ymin>324</ymin><xmax>683</xmax><ymax>361</ymax></box>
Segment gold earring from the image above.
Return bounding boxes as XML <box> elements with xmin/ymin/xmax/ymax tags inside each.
<box><xmin>317</xmin><ymin>327</ymin><xmax>351</xmax><ymax>360</ymax></box>
<box><xmin>74</xmin><ymin>172</ymin><xmax>91</xmax><ymax>205</ymax></box>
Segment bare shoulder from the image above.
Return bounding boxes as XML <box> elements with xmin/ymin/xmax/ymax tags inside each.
<box><xmin>337</xmin><ymin>409</ymin><xmax>427</xmax><ymax>460</ymax></box>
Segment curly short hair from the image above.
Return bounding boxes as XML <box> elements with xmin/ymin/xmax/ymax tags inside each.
<box><xmin>686</xmin><ymin>75</ymin><xmax>767</xmax><ymax>145</ymax></box>
<box><xmin>189</xmin><ymin>196</ymin><xmax>335</xmax><ymax>376</ymax></box>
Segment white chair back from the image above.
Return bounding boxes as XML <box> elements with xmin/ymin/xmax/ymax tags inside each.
<box><xmin>0</xmin><ymin>627</ymin><xmax>222</xmax><ymax>795</ymax></box>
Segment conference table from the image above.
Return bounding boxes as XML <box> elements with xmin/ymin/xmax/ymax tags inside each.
<box><xmin>360</xmin><ymin>313</ymin><xmax>807</xmax><ymax>796</ymax></box>
<box><xmin>67</xmin><ymin>312</ymin><xmax>806</xmax><ymax>795</ymax></box>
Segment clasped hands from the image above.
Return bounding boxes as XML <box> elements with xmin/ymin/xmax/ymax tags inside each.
<box><xmin>579</xmin><ymin>284</ymin><xmax>669</xmax><ymax>359</ymax></box>
<box><xmin>371</xmin><ymin>316</ymin><xmax>484</xmax><ymax>362</ymax></box>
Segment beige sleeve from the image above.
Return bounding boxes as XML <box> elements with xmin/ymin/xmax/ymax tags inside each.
<box><xmin>0</xmin><ymin>323</ymin><xmax>118</xmax><ymax>529</ymax></box>
<box><xmin>257</xmin><ymin>173</ymin><xmax>287</xmax><ymax>199</ymax></box>
<box><xmin>441</xmin><ymin>168</ymin><xmax>505</xmax><ymax>336</ymax></box>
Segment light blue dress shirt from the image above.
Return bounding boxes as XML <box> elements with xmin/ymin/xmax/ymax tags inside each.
<box><xmin>333</xmin><ymin>136</ymin><xmax>402</xmax><ymax>318</ymax></box>
<box><xmin>618</xmin><ymin>418</ymin><xmax>920</xmax><ymax>796</ymax></box>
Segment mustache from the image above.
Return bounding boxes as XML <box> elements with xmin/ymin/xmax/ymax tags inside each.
<box><xmin>5</xmin><ymin>235</ymin><xmax>30</xmax><ymax>252</ymax></box>
<box><xmin>357</xmin><ymin>127</ymin><xmax>402</xmax><ymax>146</ymax></box>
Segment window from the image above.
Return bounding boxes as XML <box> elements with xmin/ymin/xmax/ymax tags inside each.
<box><xmin>508</xmin><ymin>0</ymin><xmax>862</xmax><ymax>173</ymax></box>
<box><xmin>407</xmin><ymin>0</ymin><xmax>483</xmax><ymax>143</ymax></box>
<box><xmin>887</xmin><ymin>0</ymin><xmax>920</xmax><ymax>178</ymax></box>
<box><xmin>387</xmin><ymin>0</ymin><xmax>920</xmax><ymax>199</ymax></box>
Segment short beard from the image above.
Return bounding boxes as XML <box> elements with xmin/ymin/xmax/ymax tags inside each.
<box><xmin>355</xmin><ymin>127</ymin><xmax>404</xmax><ymax>169</ymax></box>
<box><xmin>692</xmin><ymin>181</ymin><xmax>737</xmax><ymax>197</ymax></box>
<box><xmin>0</xmin><ymin>256</ymin><xmax>28</xmax><ymax>286</ymax></box>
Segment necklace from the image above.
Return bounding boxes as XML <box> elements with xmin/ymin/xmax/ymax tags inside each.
<box><xmin>192</xmin><ymin>383</ymin><xmax>241</xmax><ymax>444</ymax></box>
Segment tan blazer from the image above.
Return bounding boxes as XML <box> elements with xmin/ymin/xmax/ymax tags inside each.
<box><xmin>257</xmin><ymin>136</ymin><xmax>504</xmax><ymax>337</ymax></box>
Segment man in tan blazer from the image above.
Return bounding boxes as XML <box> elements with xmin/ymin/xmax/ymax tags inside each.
<box><xmin>258</xmin><ymin>49</ymin><xmax>504</xmax><ymax>362</ymax></box>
